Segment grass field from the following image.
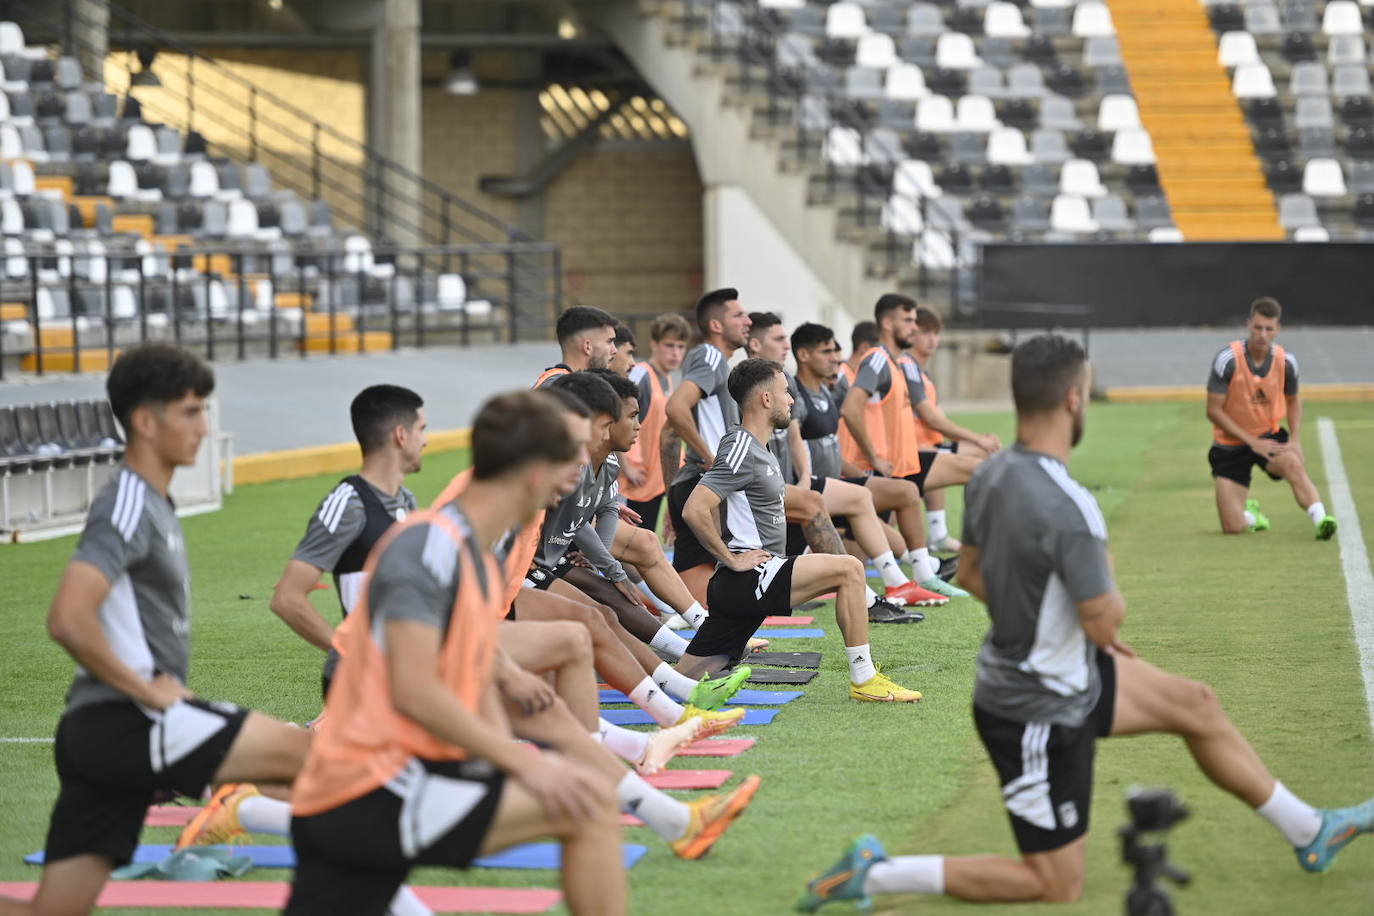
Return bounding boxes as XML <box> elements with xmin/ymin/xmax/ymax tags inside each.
<box><xmin>2</xmin><ymin>401</ymin><xmax>1373</xmax><ymax>915</ymax></box>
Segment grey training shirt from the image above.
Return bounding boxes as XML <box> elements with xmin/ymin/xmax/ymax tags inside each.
<box><xmin>67</xmin><ymin>467</ymin><xmax>192</xmax><ymax>711</ymax></box>
<box><xmin>366</xmin><ymin>502</ymin><xmax>489</xmax><ymax>638</ymax></box>
<box><xmin>673</xmin><ymin>343</ymin><xmax>738</xmax><ymax>485</ymax></box>
<box><xmin>965</xmin><ymin>445</ymin><xmax>1115</xmax><ymax>727</ymax></box>
<box><xmin>291</xmin><ymin>478</ymin><xmax>416</xmax><ymax>613</ymax></box>
<box><xmin>698</xmin><ymin>425</ymin><xmax>788</xmax><ymax>559</ymax></box>
<box><xmin>534</xmin><ymin>454</ymin><xmax>626</xmax><ymax>581</ymax></box>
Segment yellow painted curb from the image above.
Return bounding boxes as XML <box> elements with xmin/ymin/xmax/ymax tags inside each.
<box><xmin>1104</xmin><ymin>384</ymin><xmax>1374</xmax><ymax>403</ymax></box>
<box><xmin>232</xmin><ymin>428</ymin><xmax>471</xmax><ymax>485</ymax></box>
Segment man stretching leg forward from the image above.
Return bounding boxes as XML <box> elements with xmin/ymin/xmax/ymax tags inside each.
<box><xmin>799</xmin><ymin>335</ymin><xmax>1373</xmax><ymax>910</ymax></box>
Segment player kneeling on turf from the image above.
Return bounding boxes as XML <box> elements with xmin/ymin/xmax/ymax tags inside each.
<box><xmin>798</xmin><ymin>335</ymin><xmax>1374</xmax><ymax>911</ymax></box>
<box><xmin>677</xmin><ymin>358</ymin><xmax>924</xmax><ymax>703</ymax></box>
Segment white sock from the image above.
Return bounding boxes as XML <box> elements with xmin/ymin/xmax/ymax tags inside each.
<box><xmin>1257</xmin><ymin>781</ymin><xmax>1322</xmax><ymax>848</ymax></box>
<box><xmin>595</xmin><ymin>719</ymin><xmax>650</xmax><ymax>763</ymax></box>
<box><xmin>617</xmin><ymin>772</ymin><xmax>690</xmax><ymax>841</ymax></box>
<box><xmin>635</xmin><ymin>580</ymin><xmax>676</xmax><ymax>617</ymax></box>
<box><xmin>652</xmin><ymin>661</ymin><xmax>700</xmax><ymax>702</ymax></box>
<box><xmin>649</xmin><ymin>626</ymin><xmax>689</xmax><ymax>660</ymax></box>
<box><xmin>904</xmin><ymin>547</ymin><xmax>938</xmax><ymax>582</ymax></box>
<box><xmin>864</xmin><ymin>585</ymin><xmax>881</xmax><ymax>609</ymax></box>
<box><xmin>682</xmin><ymin>601</ymin><xmax>709</xmax><ymax>627</ymax></box>
<box><xmin>864</xmin><ymin>855</ymin><xmax>945</xmax><ymax>896</ymax></box>
<box><xmin>874</xmin><ymin>551</ymin><xmax>910</xmax><ymax>588</ymax></box>
<box><xmin>927</xmin><ymin>510</ymin><xmax>948</xmax><ymax>543</ymax></box>
<box><xmin>1307</xmin><ymin>501</ymin><xmax>1327</xmax><ymax>525</ymax></box>
<box><xmin>1243</xmin><ymin>510</ymin><xmax>1257</xmax><ymax>527</ymax></box>
<box><xmin>630</xmin><ymin>676</ymin><xmax>686</xmax><ymax>727</ymax></box>
<box><xmin>236</xmin><ymin>795</ymin><xmax>291</xmax><ymax>836</ymax></box>
<box><xmin>846</xmin><ymin>643</ymin><xmax>877</xmax><ymax>685</ymax></box>
<box><xmin>387</xmin><ymin>886</ymin><xmax>433</xmax><ymax>916</ymax></box>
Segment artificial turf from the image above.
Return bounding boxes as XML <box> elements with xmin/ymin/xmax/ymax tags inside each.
<box><xmin>1</xmin><ymin>401</ymin><xmax>1371</xmax><ymax>915</ymax></box>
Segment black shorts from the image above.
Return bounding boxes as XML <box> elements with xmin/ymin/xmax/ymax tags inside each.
<box><xmin>1208</xmin><ymin>429</ymin><xmax>1288</xmax><ymax>488</ymax></box>
<box><xmin>973</xmin><ymin>652</ymin><xmax>1117</xmax><ymax>854</ymax></box>
<box><xmin>902</xmin><ymin>450</ymin><xmax>941</xmax><ymax>496</ymax></box>
<box><xmin>523</xmin><ymin>555</ymin><xmax>572</xmax><ymax>591</ymax></box>
<box><xmin>44</xmin><ymin>697</ymin><xmax>249</xmax><ymax>866</ymax></box>
<box><xmin>285</xmin><ymin>757</ymin><xmax>505</xmax><ymax>916</ymax></box>
<box><xmin>626</xmin><ymin>494</ymin><xmax>664</xmax><ymax>532</ymax></box>
<box><xmin>689</xmin><ymin>556</ymin><xmax>798</xmax><ymax>663</ymax></box>
<box><xmin>668</xmin><ymin>476</ymin><xmax>714</xmax><ymax>571</ymax></box>
<box><xmin>937</xmin><ymin>441</ymin><xmax>960</xmax><ymax>454</ymax></box>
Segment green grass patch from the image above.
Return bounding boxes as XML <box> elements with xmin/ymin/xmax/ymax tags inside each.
<box><xmin>1</xmin><ymin>404</ymin><xmax>1372</xmax><ymax>914</ymax></box>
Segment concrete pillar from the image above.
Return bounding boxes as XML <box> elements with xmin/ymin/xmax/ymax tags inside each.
<box><xmin>71</xmin><ymin>0</ymin><xmax>110</xmax><ymax>83</ymax></box>
<box><xmin>369</xmin><ymin>0</ymin><xmax>422</xmax><ymax>245</ymax></box>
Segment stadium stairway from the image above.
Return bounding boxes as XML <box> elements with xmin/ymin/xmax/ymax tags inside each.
<box><xmin>1111</xmin><ymin>0</ymin><xmax>1284</xmax><ymax>239</ymax></box>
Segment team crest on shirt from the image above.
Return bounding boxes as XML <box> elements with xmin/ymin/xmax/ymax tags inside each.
<box><xmin>394</xmin><ymin>508</ymin><xmax>408</xmax><ymax>521</ymax></box>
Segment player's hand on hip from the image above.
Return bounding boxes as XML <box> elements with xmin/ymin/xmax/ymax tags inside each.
<box><xmin>873</xmin><ymin>458</ymin><xmax>895</xmax><ymax>478</ymax></box>
<box><xmin>618</xmin><ymin>503</ymin><xmax>642</xmax><ymax>525</ymax></box>
<box><xmin>726</xmin><ymin>549</ymin><xmax>771</xmax><ymax>572</ymax></box>
<box><xmin>520</xmin><ymin>752</ymin><xmax>612</xmax><ymax>823</ymax></box>
<box><xmin>614</xmin><ymin>579</ymin><xmax>646</xmax><ymax>608</ymax></box>
<box><xmin>144</xmin><ymin>673</ymin><xmax>193</xmax><ymax>710</ymax></box>
<box><xmin>498</xmin><ymin>666</ymin><xmax>557</xmax><ymax>716</ymax></box>
<box><xmin>1251</xmin><ymin>438</ymin><xmax>1282</xmax><ymax>460</ymax></box>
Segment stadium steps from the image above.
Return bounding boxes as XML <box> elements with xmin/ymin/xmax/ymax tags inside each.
<box><xmin>299</xmin><ymin>329</ymin><xmax>392</xmax><ymax>354</ymax></box>
<box><xmin>1112</xmin><ymin>0</ymin><xmax>1284</xmax><ymax>240</ymax></box>
<box><xmin>20</xmin><ymin>343</ymin><xmax>118</xmax><ymax>373</ymax></box>
<box><xmin>1</xmin><ymin>302</ymin><xmax>25</xmax><ymax>320</ymax></box>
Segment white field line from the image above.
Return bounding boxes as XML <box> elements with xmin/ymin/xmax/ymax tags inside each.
<box><xmin>1317</xmin><ymin>416</ymin><xmax>1374</xmax><ymax>737</ymax></box>
<box><xmin>0</xmin><ymin>737</ymin><xmax>53</xmax><ymax>743</ymax></box>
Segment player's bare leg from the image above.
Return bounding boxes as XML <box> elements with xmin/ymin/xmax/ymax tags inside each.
<box><xmin>866</xmin><ymin>475</ymin><xmax>928</xmax><ymax>554</ymax></box>
<box><xmin>514</xmin><ymin>589</ymin><xmax>661</xmax><ymax>693</ymax></box>
<box><xmin>921</xmin><ymin>450</ymin><xmax>982</xmax><ymax>492</ymax></box>
<box><xmin>499</xmin><ymin>620</ymin><xmax>599</xmax><ymax>728</ymax></box>
<box><xmin>1264</xmin><ymin>450</ymin><xmax>1322</xmax><ymax>515</ymax></box>
<box><xmin>1214</xmin><ymin>476</ymin><xmax>1252</xmax><ymax>534</ymax></box>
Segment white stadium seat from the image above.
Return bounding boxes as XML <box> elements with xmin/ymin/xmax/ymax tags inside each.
<box><xmin>987</xmin><ymin>127</ymin><xmax>1034</xmax><ymax>165</ymax></box>
<box><xmin>1111</xmin><ymin>127</ymin><xmax>1156</xmax><ymax>165</ymax></box>
<box><xmin>955</xmin><ymin>94</ymin><xmax>1000</xmax><ymax>132</ymax></box>
<box><xmin>855</xmin><ymin>32</ymin><xmax>897</xmax><ymax>69</ymax></box>
<box><xmin>1097</xmin><ymin>94</ymin><xmax>1141</xmax><ymax>132</ymax></box>
<box><xmin>1232</xmin><ymin>63</ymin><xmax>1276</xmax><ymax>99</ymax></box>
<box><xmin>1072</xmin><ymin>2</ymin><xmax>1115</xmax><ymax>37</ymax></box>
<box><xmin>894</xmin><ymin>159</ymin><xmax>941</xmax><ymax>198</ymax></box>
<box><xmin>1322</xmin><ymin>1</ymin><xmax>1364</xmax><ymax>35</ymax></box>
<box><xmin>1060</xmin><ymin>158</ymin><xmax>1107</xmax><ymax>197</ymax></box>
<box><xmin>936</xmin><ymin>33</ymin><xmax>982</xmax><ymax>70</ymax></box>
<box><xmin>916</xmin><ymin>95</ymin><xmax>957</xmax><ymax>133</ymax></box>
<box><xmin>884</xmin><ymin>64</ymin><xmax>928</xmax><ymax>100</ymax></box>
<box><xmin>1050</xmin><ymin>194</ymin><xmax>1098</xmax><ymax>233</ymax></box>
<box><xmin>984</xmin><ymin>2</ymin><xmax>1031</xmax><ymax>38</ymax></box>
<box><xmin>825</xmin><ymin>2</ymin><xmax>867</xmax><ymax>38</ymax></box>
<box><xmin>1302</xmin><ymin>158</ymin><xmax>1347</xmax><ymax>197</ymax></box>
<box><xmin>1218</xmin><ymin>31</ymin><xmax>1260</xmax><ymax>68</ymax></box>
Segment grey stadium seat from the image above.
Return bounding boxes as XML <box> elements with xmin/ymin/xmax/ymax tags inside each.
<box><xmin>1012</xmin><ymin>194</ymin><xmax>1052</xmax><ymax>231</ymax></box>
<box><xmin>1093</xmin><ymin>195</ymin><xmax>1135</xmax><ymax>232</ymax></box>
<box><xmin>1278</xmin><ymin>193</ymin><xmax>1320</xmax><ymax>228</ymax></box>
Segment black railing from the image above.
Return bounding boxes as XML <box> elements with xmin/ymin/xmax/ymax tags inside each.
<box><xmin>686</xmin><ymin>0</ymin><xmax>971</xmax><ymax>304</ymax></box>
<box><xmin>0</xmin><ymin>242</ymin><xmax>562</xmax><ymax>379</ymax></box>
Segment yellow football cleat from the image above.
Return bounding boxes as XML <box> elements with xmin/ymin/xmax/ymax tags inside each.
<box><xmin>849</xmin><ymin>669</ymin><xmax>922</xmax><ymax>703</ymax></box>
<box><xmin>676</xmin><ymin>703</ymin><xmax>746</xmax><ymax>738</ymax></box>
<box><xmin>671</xmin><ymin>774</ymin><xmax>762</xmax><ymax>859</ymax></box>
<box><xmin>174</xmin><ymin>783</ymin><xmax>259</xmax><ymax>850</ymax></box>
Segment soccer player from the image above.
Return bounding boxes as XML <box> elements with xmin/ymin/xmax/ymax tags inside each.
<box><xmin>841</xmin><ymin>294</ymin><xmax>994</xmax><ymax>501</ymax></box>
<box><xmin>746</xmin><ymin>312</ymin><xmax>953</xmax><ymax>608</ymax></box>
<box><xmin>834</xmin><ymin>321</ymin><xmax>883</xmax><ymax>477</ymax></box>
<box><xmin>664</xmin><ymin>288</ymin><xmax>753</xmax><ymax>604</ymax></box>
<box><xmin>678</xmin><ymin>357</ymin><xmax>925</xmax><ymax>703</ymax></box>
<box><xmin>908</xmin><ymin>305</ymin><xmax>980</xmax><ymax>552</ymax></box>
<box><xmin>798</xmin><ymin>335</ymin><xmax>1374</xmax><ymax>910</ymax></box>
<box><xmin>1205</xmin><ymin>297</ymin><xmax>1336</xmax><ymax>539</ymax></box>
<box><xmin>792</xmin><ymin>321</ymin><xmax>965</xmax><ymax>599</ymax></box>
<box><xmin>533</xmin><ymin>305</ymin><xmax>620</xmax><ymax>387</ymax></box>
<box><xmin>270</xmin><ymin>385</ymin><xmax>426</xmax><ymax>704</ymax></box>
<box><xmin>609</xmin><ymin>323</ymin><xmax>638</xmax><ymax>376</ymax></box>
<box><xmin>6</xmin><ymin>344</ymin><xmax>313</xmax><ymax>916</ymax></box>
<box><xmin>621</xmin><ymin>312</ymin><xmax>691</xmax><ymax>531</ymax></box>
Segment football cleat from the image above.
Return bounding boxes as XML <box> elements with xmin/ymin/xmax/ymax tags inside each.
<box><xmin>919</xmin><ymin>576</ymin><xmax>969</xmax><ymax>599</ymax></box>
<box><xmin>1316</xmin><ymin>515</ymin><xmax>1337</xmax><ymax>541</ymax></box>
<box><xmin>1246</xmin><ymin>498</ymin><xmax>1271</xmax><ymax>532</ymax></box>
<box><xmin>1296</xmin><ymin>798</ymin><xmax>1374</xmax><ymax>873</ymax></box>
<box><xmin>929</xmin><ymin>535</ymin><xmax>962</xmax><ymax>554</ymax></box>
<box><xmin>671</xmin><ymin>774</ymin><xmax>762</xmax><ymax>859</ymax></box>
<box><xmin>797</xmin><ymin>834</ymin><xmax>888</xmax><ymax>911</ymax></box>
<box><xmin>175</xmin><ymin>783</ymin><xmax>259</xmax><ymax>850</ymax></box>
<box><xmin>677</xmin><ymin>703</ymin><xmax>745</xmax><ymax>738</ymax></box>
<box><xmin>689</xmin><ymin>666</ymin><xmax>752</xmax><ymax>711</ymax></box>
<box><xmin>636</xmin><ymin>717</ymin><xmax>703</xmax><ymax>776</ymax></box>
<box><xmin>882</xmin><ymin>581</ymin><xmax>949</xmax><ymax>608</ymax></box>
<box><xmin>850</xmin><ymin>668</ymin><xmax>922</xmax><ymax>703</ymax></box>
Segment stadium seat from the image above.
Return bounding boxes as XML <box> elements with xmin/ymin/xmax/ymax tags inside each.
<box><xmin>1282</xmin><ymin>30</ymin><xmax>1317</xmax><ymax>63</ymax></box>
<box><xmin>1293</xmin><ymin>224</ymin><xmax>1330</xmax><ymax>241</ymax></box>
<box><xmin>1036</xmin><ymin>7</ymin><xmax>1073</xmax><ymax>38</ymax></box>
<box><xmin>855</xmin><ymin>33</ymin><xmax>898</xmax><ymax>69</ymax></box>
<box><xmin>1012</xmin><ymin>195</ymin><xmax>1052</xmax><ymax>231</ymax></box>
<box><xmin>846</xmin><ymin>67</ymin><xmax>884</xmax><ymax>99</ymax></box>
<box><xmin>1006</xmin><ymin>63</ymin><xmax>1047</xmax><ymax>98</ymax></box>
<box><xmin>1322</xmin><ymin>1</ymin><xmax>1363</xmax><ymax>35</ymax></box>
<box><xmin>1218</xmin><ymin>31</ymin><xmax>1261</xmax><ymax>68</ymax></box>
<box><xmin>905</xmin><ymin>3</ymin><xmax>942</xmax><ymax>36</ymax></box>
<box><xmin>916</xmin><ymin>96</ymin><xmax>957</xmax><ymax>132</ymax></box>
<box><xmin>1278</xmin><ymin>192</ymin><xmax>1321</xmax><ymax>227</ymax></box>
<box><xmin>188</xmin><ymin>160</ymin><xmax>218</xmax><ymax>197</ymax></box>
<box><xmin>946</xmin><ymin>6</ymin><xmax>984</xmax><ymax>36</ymax></box>
<box><xmin>1232</xmin><ymin>63</ymin><xmax>1276</xmax><ymax>98</ymax></box>
<box><xmin>1047</xmin><ymin>64</ymin><xmax>1087</xmax><ymax>97</ymax></box>
<box><xmin>1032</xmin><ymin>129</ymin><xmax>1073</xmax><ymax>163</ymax></box>
<box><xmin>883</xmin><ymin>194</ymin><xmax>924</xmax><ymax>234</ymax></box>
<box><xmin>825</xmin><ymin>126</ymin><xmax>863</xmax><ymax>166</ymax></box>
<box><xmin>1350</xmin><ymin>159</ymin><xmax>1374</xmax><ymax>193</ymax></box>
<box><xmin>1295</xmin><ymin>96</ymin><xmax>1335</xmax><ymax>130</ymax></box>
<box><xmin>1266</xmin><ymin>158</ymin><xmax>1303</xmax><ymax>192</ymax></box>
<box><xmin>1299</xmin><ymin>126</ymin><xmax>1337</xmax><ymax>158</ymax></box>
<box><xmin>956</xmin><ymin>95</ymin><xmax>1000</xmax><ymax>132</ymax></box>
<box><xmin>1289</xmin><ymin>62</ymin><xmax>1329</xmax><ymax>97</ymax></box>
<box><xmin>1040</xmin><ymin>95</ymin><xmax>1084</xmax><ymax>130</ymax></box>
<box><xmin>948</xmin><ymin>132</ymin><xmax>986</xmax><ymax>165</ymax></box>
<box><xmin>969</xmin><ymin>195</ymin><xmax>1006</xmax><ymax>229</ymax></box>
<box><xmin>1050</xmin><ymin>193</ymin><xmax>1098</xmax><ymax>232</ymax></box>
<box><xmin>982</xmin><ymin>163</ymin><xmax>1017</xmax><ymax>193</ymax></box>
<box><xmin>1106</xmin><ymin>128</ymin><xmax>1151</xmax><ymax>164</ymax></box>
<box><xmin>969</xmin><ymin>67</ymin><xmax>1005</xmax><ymax>99</ymax></box>
<box><xmin>999</xmin><ymin>98</ymin><xmax>1036</xmax><ymax>129</ymax></box>
<box><xmin>1302</xmin><ymin>158</ymin><xmax>1346</xmax><ymax>196</ymax></box>
<box><xmin>1245</xmin><ymin>3</ymin><xmax>1282</xmax><ymax>35</ymax></box>
<box><xmin>936</xmin><ymin>33</ymin><xmax>982</xmax><ymax>70</ymax></box>
<box><xmin>1095</xmin><ymin>66</ymin><xmax>1132</xmax><ymax>96</ymax></box>
<box><xmin>1281</xmin><ymin>2</ymin><xmax>1320</xmax><ymax>33</ymax></box>
<box><xmin>1332</xmin><ymin>65</ymin><xmax>1370</xmax><ymax>98</ymax></box>
<box><xmin>106</xmin><ymin>160</ymin><xmax>136</xmax><ymax>198</ymax></box>
<box><xmin>985</xmin><ymin>2</ymin><xmax>1031</xmax><ymax>38</ymax></box>
<box><xmin>1098</xmin><ymin>94</ymin><xmax>1141</xmax><ymax>131</ymax></box>
<box><xmin>1083</xmin><ymin>35</ymin><xmax>1123</xmax><ymax>68</ymax></box>
<box><xmin>1126</xmin><ymin>164</ymin><xmax>1160</xmax><ymax>194</ymax></box>
<box><xmin>1354</xmin><ymin>192</ymin><xmax>1374</xmax><ymax>226</ymax></box>
<box><xmin>1022</xmin><ymin>162</ymin><xmax>1060</xmax><ymax>195</ymax></box>
<box><xmin>937</xmin><ymin>162</ymin><xmax>976</xmax><ymax>194</ymax></box>
<box><xmin>1025</xmin><ymin>33</ymin><xmax>1058</xmax><ymax>63</ymax></box>
<box><xmin>826</xmin><ymin>2</ymin><xmax>867</xmax><ymax>39</ymax></box>
<box><xmin>1060</xmin><ymin>158</ymin><xmax>1107</xmax><ymax>197</ymax></box>
<box><xmin>987</xmin><ymin>126</ymin><xmax>1033</xmax><ymax>164</ymax></box>
<box><xmin>928</xmin><ymin>67</ymin><xmax>967</xmax><ymax>95</ymax></box>
<box><xmin>982</xmin><ymin>38</ymin><xmax>1018</xmax><ymax>70</ymax></box>
<box><xmin>1072</xmin><ymin>2</ymin><xmax>1115</xmax><ymax>37</ymax></box>
<box><xmin>1093</xmin><ymin>195</ymin><xmax>1135</xmax><ymax>232</ymax></box>
<box><xmin>884</xmin><ymin>64</ymin><xmax>928</xmax><ymax>99</ymax></box>
<box><xmin>894</xmin><ymin>159</ymin><xmax>941</xmax><ymax>198</ymax></box>
<box><xmin>1148</xmin><ymin>226</ymin><xmax>1184</xmax><ymax>243</ymax></box>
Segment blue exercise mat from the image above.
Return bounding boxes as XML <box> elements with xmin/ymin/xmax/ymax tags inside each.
<box><xmin>25</xmin><ymin>842</ymin><xmax>648</xmax><ymax>871</ymax></box>
<box><xmin>677</xmin><ymin>628</ymin><xmax>825</xmax><ymax>640</ymax></box>
<box><xmin>599</xmin><ymin>708</ymin><xmax>779</xmax><ymax>726</ymax></box>
<box><xmin>598</xmin><ymin>688</ymin><xmax>802</xmax><ymax>706</ymax></box>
